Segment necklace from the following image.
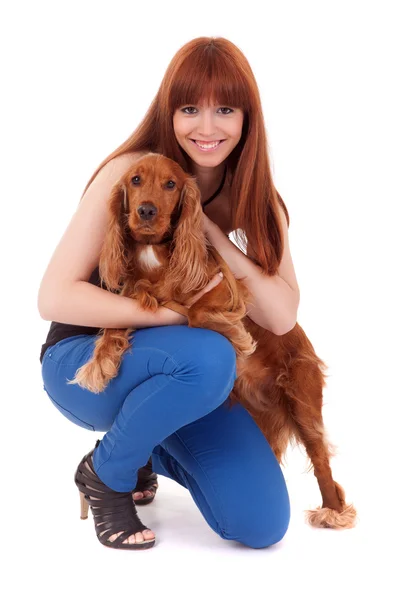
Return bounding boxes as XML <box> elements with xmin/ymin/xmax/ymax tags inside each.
<box><xmin>202</xmin><ymin>164</ymin><xmax>228</xmax><ymax>209</ymax></box>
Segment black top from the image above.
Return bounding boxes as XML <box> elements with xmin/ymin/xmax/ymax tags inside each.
<box><xmin>39</xmin><ymin>164</ymin><xmax>228</xmax><ymax>364</ymax></box>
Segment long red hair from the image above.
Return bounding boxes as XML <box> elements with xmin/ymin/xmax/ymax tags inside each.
<box><xmin>78</xmin><ymin>36</ymin><xmax>289</xmax><ymax>276</ymax></box>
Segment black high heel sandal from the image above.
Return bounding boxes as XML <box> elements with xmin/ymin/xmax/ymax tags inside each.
<box><xmin>133</xmin><ymin>458</ymin><xmax>159</xmax><ymax>506</ymax></box>
<box><xmin>74</xmin><ymin>442</ymin><xmax>156</xmax><ymax>550</ymax></box>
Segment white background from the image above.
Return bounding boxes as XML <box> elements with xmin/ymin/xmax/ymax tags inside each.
<box><xmin>1</xmin><ymin>0</ymin><xmax>399</xmax><ymax>598</ymax></box>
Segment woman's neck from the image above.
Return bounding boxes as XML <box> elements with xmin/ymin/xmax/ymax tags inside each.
<box><xmin>190</xmin><ymin>161</ymin><xmax>227</xmax><ymax>201</ymax></box>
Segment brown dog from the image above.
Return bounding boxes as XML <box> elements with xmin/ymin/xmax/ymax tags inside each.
<box><xmin>68</xmin><ymin>152</ymin><xmax>357</xmax><ymax>530</ymax></box>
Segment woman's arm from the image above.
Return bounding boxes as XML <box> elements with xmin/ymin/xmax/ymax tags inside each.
<box><xmin>39</xmin><ymin>279</ymin><xmax>186</xmax><ymax>328</ymax></box>
<box><xmin>203</xmin><ymin>209</ymin><xmax>300</xmax><ymax>335</ymax></box>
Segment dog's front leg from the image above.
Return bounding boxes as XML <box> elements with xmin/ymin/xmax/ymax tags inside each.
<box><xmin>132</xmin><ymin>279</ymin><xmax>161</xmax><ymax>312</ymax></box>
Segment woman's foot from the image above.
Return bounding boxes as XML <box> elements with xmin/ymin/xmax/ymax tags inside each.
<box><xmin>75</xmin><ymin>446</ymin><xmax>156</xmax><ymax>549</ymax></box>
<box><xmin>132</xmin><ymin>489</ymin><xmax>156</xmax><ymax>502</ymax></box>
<box><xmin>132</xmin><ymin>458</ymin><xmax>159</xmax><ymax>505</ymax></box>
<box><xmin>84</xmin><ymin>460</ymin><xmax>156</xmax><ymax>545</ymax></box>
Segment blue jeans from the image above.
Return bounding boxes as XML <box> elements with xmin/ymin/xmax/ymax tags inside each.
<box><xmin>41</xmin><ymin>324</ymin><xmax>290</xmax><ymax>548</ymax></box>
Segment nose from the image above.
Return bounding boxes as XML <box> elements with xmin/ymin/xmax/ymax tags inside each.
<box><xmin>137</xmin><ymin>203</ymin><xmax>158</xmax><ymax>221</ymax></box>
<box><xmin>197</xmin><ymin>109</ymin><xmax>217</xmax><ymax>138</ymax></box>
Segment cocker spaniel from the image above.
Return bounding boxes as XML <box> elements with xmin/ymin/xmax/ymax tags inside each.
<box><xmin>68</xmin><ymin>152</ymin><xmax>357</xmax><ymax>530</ymax></box>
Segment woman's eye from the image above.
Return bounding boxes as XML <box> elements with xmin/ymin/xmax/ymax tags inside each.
<box><xmin>182</xmin><ymin>106</ymin><xmax>197</xmax><ymax>114</ymax></box>
<box><xmin>131</xmin><ymin>176</ymin><xmax>141</xmax><ymax>185</ymax></box>
<box><xmin>219</xmin><ymin>107</ymin><xmax>234</xmax><ymax>114</ymax></box>
<box><xmin>166</xmin><ymin>180</ymin><xmax>176</xmax><ymax>189</ymax></box>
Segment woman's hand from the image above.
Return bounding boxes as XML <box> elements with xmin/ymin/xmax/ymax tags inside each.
<box><xmin>158</xmin><ymin>272</ymin><xmax>224</xmax><ymax>325</ymax></box>
<box><xmin>185</xmin><ymin>271</ymin><xmax>224</xmax><ymax>308</ymax></box>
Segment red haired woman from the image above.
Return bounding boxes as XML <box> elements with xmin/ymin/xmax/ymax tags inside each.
<box><xmin>38</xmin><ymin>37</ymin><xmax>299</xmax><ymax>551</ymax></box>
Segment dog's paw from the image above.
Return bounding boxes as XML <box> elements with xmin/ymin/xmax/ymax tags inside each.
<box><xmin>305</xmin><ymin>503</ymin><xmax>357</xmax><ymax>529</ymax></box>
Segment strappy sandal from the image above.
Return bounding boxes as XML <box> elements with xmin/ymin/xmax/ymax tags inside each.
<box><xmin>74</xmin><ymin>442</ymin><xmax>156</xmax><ymax>550</ymax></box>
<box><xmin>133</xmin><ymin>457</ymin><xmax>159</xmax><ymax>506</ymax></box>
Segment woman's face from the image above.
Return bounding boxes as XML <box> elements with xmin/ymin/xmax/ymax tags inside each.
<box><xmin>173</xmin><ymin>100</ymin><xmax>244</xmax><ymax>167</ymax></box>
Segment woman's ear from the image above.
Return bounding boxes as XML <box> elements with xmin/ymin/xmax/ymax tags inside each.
<box><xmin>98</xmin><ymin>182</ymin><xmax>130</xmax><ymax>291</ymax></box>
<box><xmin>166</xmin><ymin>176</ymin><xmax>209</xmax><ymax>295</ymax></box>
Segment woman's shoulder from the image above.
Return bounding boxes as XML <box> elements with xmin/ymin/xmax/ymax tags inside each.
<box><xmin>116</xmin><ymin>150</ymin><xmax>149</xmax><ymax>167</ymax></box>
<box><xmin>126</xmin><ymin>150</ymin><xmax>149</xmax><ymax>160</ymax></box>
<box><xmin>89</xmin><ymin>151</ymin><xmax>148</xmax><ymax>190</ymax></box>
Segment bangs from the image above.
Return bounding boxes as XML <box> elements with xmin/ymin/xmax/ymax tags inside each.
<box><xmin>168</xmin><ymin>48</ymin><xmax>250</xmax><ymax>113</ymax></box>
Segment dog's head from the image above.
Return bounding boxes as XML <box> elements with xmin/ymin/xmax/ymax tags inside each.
<box><xmin>100</xmin><ymin>152</ymin><xmax>209</xmax><ymax>294</ymax></box>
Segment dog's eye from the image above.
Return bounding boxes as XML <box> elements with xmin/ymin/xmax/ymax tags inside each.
<box><xmin>131</xmin><ymin>176</ymin><xmax>141</xmax><ymax>185</ymax></box>
<box><xmin>166</xmin><ymin>180</ymin><xmax>176</xmax><ymax>189</ymax></box>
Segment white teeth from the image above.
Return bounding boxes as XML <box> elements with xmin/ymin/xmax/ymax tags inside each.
<box><xmin>194</xmin><ymin>140</ymin><xmax>221</xmax><ymax>149</ymax></box>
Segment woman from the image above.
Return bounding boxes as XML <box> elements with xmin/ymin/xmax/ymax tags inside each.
<box><xmin>38</xmin><ymin>36</ymin><xmax>299</xmax><ymax>550</ymax></box>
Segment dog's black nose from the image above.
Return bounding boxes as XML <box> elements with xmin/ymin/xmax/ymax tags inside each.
<box><xmin>137</xmin><ymin>203</ymin><xmax>157</xmax><ymax>221</ymax></box>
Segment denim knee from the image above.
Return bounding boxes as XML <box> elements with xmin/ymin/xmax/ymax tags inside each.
<box><xmin>237</xmin><ymin>519</ymin><xmax>290</xmax><ymax>549</ymax></box>
<box><xmin>232</xmin><ymin>498</ymin><xmax>290</xmax><ymax>549</ymax></box>
<box><xmin>168</xmin><ymin>329</ymin><xmax>237</xmax><ymax>409</ymax></box>
<box><xmin>219</xmin><ymin>512</ymin><xmax>290</xmax><ymax>549</ymax></box>
<box><xmin>216</xmin><ymin>476</ymin><xmax>291</xmax><ymax>549</ymax></box>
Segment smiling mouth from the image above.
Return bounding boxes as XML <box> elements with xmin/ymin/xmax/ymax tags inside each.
<box><xmin>190</xmin><ymin>139</ymin><xmax>226</xmax><ymax>150</ymax></box>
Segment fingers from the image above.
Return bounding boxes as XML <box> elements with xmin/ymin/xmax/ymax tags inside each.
<box><xmin>187</xmin><ymin>272</ymin><xmax>224</xmax><ymax>307</ymax></box>
<box><xmin>207</xmin><ymin>272</ymin><xmax>224</xmax><ymax>289</ymax></box>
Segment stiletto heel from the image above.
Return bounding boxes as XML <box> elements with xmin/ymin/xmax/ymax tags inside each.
<box><xmin>79</xmin><ymin>491</ymin><xmax>89</xmax><ymax>519</ymax></box>
<box><xmin>74</xmin><ymin>441</ymin><xmax>156</xmax><ymax>550</ymax></box>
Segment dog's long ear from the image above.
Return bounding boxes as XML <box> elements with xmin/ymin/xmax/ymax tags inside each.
<box><xmin>166</xmin><ymin>176</ymin><xmax>209</xmax><ymax>296</ymax></box>
<box><xmin>98</xmin><ymin>182</ymin><xmax>130</xmax><ymax>291</ymax></box>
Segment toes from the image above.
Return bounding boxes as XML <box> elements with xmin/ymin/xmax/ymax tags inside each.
<box><xmin>109</xmin><ymin>531</ymin><xmax>123</xmax><ymax>543</ymax></box>
<box><xmin>127</xmin><ymin>534</ymin><xmax>137</xmax><ymax>544</ymax></box>
<box><xmin>122</xmin><ymin>530</ymin><xmax>155</xmax><ymax>544</ymax></box>
<box><xmin>111</xmin><ymin>530</ymin><xmax>155</xmax><ymax>545</ymax></box>
<box><xmin>132</xmin><ymin>490</ymin><xmax>155</xmax><ymax>500</ymax></box>
<box><xmin>143</xmin><ymin>529</ymin><xmax>155</xmax><ymax>540</ymax></box>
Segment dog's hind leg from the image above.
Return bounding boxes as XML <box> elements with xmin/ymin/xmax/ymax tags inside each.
<box><xmin>281</xmin><ymin>360</ymin><xmax>357</xmax><ymax>529</ymax></box>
